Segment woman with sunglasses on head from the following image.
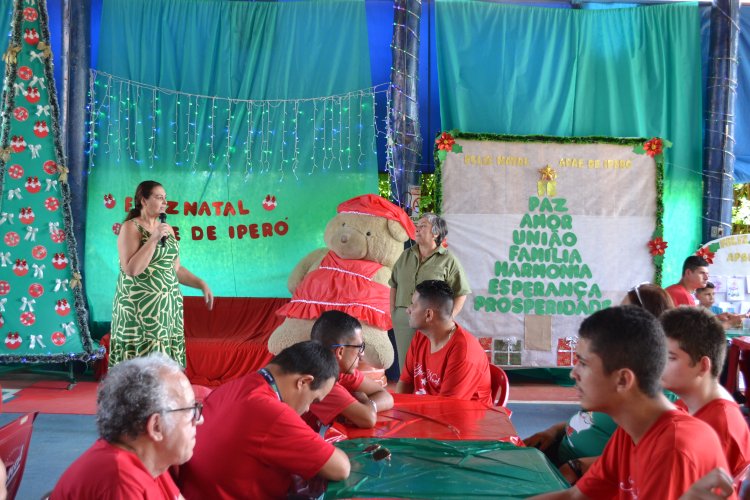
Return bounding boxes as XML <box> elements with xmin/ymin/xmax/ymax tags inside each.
<box><xmin>525</xmin><ymin>283</ymin><xmax>677</xmax><ymax>485</ymax></box>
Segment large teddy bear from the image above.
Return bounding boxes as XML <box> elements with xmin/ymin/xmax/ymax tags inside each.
<box><xmin>268</xmin><ymin>194</ymin><xmax>415</xmax><ymax>369</ymax></box>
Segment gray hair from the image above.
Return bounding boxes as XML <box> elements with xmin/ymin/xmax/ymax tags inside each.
<box><xmin>421</xmin><ymin>213</ymin><xmax>448</xmax><ymax>246</ymax></box>
<box><xmin>96</xmin><ymin>353</ymin><xmax>184</xmax><ymax>443</ymax></box>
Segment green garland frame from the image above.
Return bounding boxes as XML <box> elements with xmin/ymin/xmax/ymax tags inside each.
<box><xmin>432</xmin><ymin>130</ymin><xmax>666</xmax><ymax>285</ymax></box>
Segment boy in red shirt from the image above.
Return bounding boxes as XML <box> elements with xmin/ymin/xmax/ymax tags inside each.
<box><xmin>665</xmin><ymin>255</ymin><xmax>709</xmax><ymax>306</ymax></box>
<box><xmin>306</xmin><ymin>310</ymin><xmax>394</xmax><ymax>430</ymax></box>
<box><xmin>661</xmin><ymin>307</ymin><xmax>750</xmax><ymax>476</ymax></box>
<box><xmin>533</xmin><ymin>306</ymin><xmax>731</xmax><ymax>500</ymax></box>
<box><xmin>397</xmin><ymin>280</ymin><xmax>491</xmax><ymax>405</ymax></box>
<box><xmin>177</xmin><ymin>341</ymin><xmax>350</xmax><ymax>500</ymax></box>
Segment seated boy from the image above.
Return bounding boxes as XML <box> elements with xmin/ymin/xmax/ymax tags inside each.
<box><xmin>532</xmin><ymin>306</ymin><xmax>730</xmax><ymax>499</ymax></box>
<box><xmin>306</xmin><ymin>310</ymin><xmax>394</xmax><ymax>431</ymax></box>
<box><xmin>661</xmin><ymin>307</ymin><xmax>750</xmax><ymax>476</ymax></box>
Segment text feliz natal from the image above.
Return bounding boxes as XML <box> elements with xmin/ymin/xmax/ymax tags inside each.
<box><xmin>123</xmin><ymin>197</ymin><xmax>289</xmax><ymax>241</ymax></box>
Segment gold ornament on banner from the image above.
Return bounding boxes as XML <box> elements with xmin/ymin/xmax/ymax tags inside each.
<box><xmin>2</xmin><ymin>45</ymin><xmax>21</xmax><ymax>65</ymax></box>
<box><xmin>537</xmin><ymin>165</ymin><xmax>557</xmax><ymax>197</ymax></box>
<box><xmin>57</xmin><ymin>164</ymin><xmax>69</xmax><ymax>184</ymax></box>
<box><xmin>0</xmin><ymin>147</ymin><xmax>13</xmax><ymax>162</ymax></box>
<box><xmin>70</xmin><ymin>272</ymin><xmax>82</xmax><ymax>289</ymax></box>
<box><xmin>36</xmin><ymin>42</ymin><xmax>52</xmax><ymax>59</ymax></box>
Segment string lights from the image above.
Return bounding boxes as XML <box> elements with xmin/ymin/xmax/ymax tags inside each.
<box><xmin>86</xmin><ymin>70</ymin><xmax>391</xmax><ymax>180</ymax></box>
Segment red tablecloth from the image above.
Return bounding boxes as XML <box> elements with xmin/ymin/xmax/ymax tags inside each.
<box><xmin>328</xmin><ymin>393</ymin><xmax>521</xmax><ymax>445</ymax></box>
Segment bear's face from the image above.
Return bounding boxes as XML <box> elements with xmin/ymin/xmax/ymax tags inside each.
<box><xmin>324</xmin><ymin>213</ymin><xmax>408</xmax><ymax>268</ymax></box>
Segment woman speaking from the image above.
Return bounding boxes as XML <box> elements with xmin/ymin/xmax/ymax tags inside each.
<box><xmin>109</xmin><ymin>180</ymin><xmax>213</xmax><ymax>367</ymax></box>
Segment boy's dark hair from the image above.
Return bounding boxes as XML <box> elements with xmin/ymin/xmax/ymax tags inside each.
<box><xmin>682</xmin><ymin>255</ymin><xmax>709</xmax><ymax>275</ymax></box>
<box><xmin>696</xmin><ymin>281</ymin><xmax>716</xmax><ymax>294</ymax></box>
<box><xmin>660</xmin><ymin>307</ymin><xmax>726</xmax><ymax>378</ymax></box>
<box><xmin>415</xmin><ymin>280</ymin><xmax>454</xmax><ymax>318</ymax></box>
<box><xmin>271</xmin><ymin>341</ymin><xmax>339</xmax><ymax>390</ymax></box>
<box><xmin>310</xmin><ymin>310</ymin><xmax>362</xmax><ymax>348</ymax></box>
<box><xmin>578</xmin><ymin>305</ymin><xmax>666</xmax><ymax>397</ymax></box>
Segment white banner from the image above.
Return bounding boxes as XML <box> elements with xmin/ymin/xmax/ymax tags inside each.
<box><xmin>441</xmin><ymin>137</ymin><xmax>658</xmax><ymax>367</ymax></box>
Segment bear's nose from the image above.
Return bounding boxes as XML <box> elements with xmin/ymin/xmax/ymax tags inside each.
<box><xmin>340</xmin><ymin>234</ymin><xmax>349</xmax><ymax>244</ymax></box>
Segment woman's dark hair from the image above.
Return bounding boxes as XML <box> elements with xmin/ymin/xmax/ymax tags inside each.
<box><xmin>626</xmin><ymin>283</ymin><xmax>674</xmax><ymax>318</ymax></box>
<box><xmin>125</xmin><ymin>180</ymin><xmax>162</xmax><ymax>222</ymax></box>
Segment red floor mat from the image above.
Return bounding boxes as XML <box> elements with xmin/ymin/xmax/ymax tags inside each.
<box><xmin>2</xmin><ymin>381</ymin><xmax>97</xmax><ymax>415</ymax></box>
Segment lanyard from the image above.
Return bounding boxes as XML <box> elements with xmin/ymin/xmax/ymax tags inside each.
<box><xmin>258</xmin><ymin>368</ymin><xmax>282</xmax><ymax>402</ymax></box>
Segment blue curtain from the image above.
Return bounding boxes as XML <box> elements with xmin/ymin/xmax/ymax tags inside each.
<box><xmin>434</xmin><ymin>1</ymin><xmax>702</xmax><ymax>285</ymax></box>
<box><xmin>86</xmin><ymin>0</ymin><xmax>378</xmax><ymax>322</ymax></box>
<box><xmin>731</xmin><ymin>7</ymin><xmax>750</xmax><ymax>183</ymax></box>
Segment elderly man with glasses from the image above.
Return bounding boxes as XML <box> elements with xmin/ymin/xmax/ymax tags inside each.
<box><xmin>51</xmin><ymin>353</ymin><xmax>203</xmax><ymax>499</ymax></box>
<box><xmin>305</xmin><ymin>310</ymin><xmax>394</xmax><ymax>431</ymax></box>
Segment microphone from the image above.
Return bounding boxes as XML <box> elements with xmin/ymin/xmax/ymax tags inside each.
<box><xmin>158</xmin><ymin>212</ymin><xmax>168</xmax><ymax>247</ymax></box>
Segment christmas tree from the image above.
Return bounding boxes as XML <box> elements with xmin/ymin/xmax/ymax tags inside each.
<box><xmin>0</xmin><ymin>0</ymin><xmax>100</xmax><ymax>364</ymax></box>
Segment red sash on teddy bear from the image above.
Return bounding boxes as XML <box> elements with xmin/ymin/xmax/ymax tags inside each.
<box><xmin>276</xmin><ymin>251</ymin><xmax>392</xmax><ymax>330</ymax></box>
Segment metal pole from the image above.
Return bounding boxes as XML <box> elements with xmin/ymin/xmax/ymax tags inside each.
<box><xmin>61</xmin><ymin>0</ymin><xmax>91</xmax><ymax>271</ymax></box>
<box><xmin>702</xmin><ymin>0</ymin><xmax>740</xmax><ymax>241</ymax></box>
<box><xmin>389</xmin><ymin>0</ymin><xmax>422</xmax><ymax>214</ymax></box>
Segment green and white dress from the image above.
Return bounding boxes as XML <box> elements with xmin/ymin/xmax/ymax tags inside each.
<box><xmin>109</xmin><ymin>221</ymin><xmax>185</xmax><ymax>367</ymax></box>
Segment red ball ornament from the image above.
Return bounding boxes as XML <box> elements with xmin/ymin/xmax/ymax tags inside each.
<box><xmin>103</xmin><ymin>194</ymin><xmax>116</xmax><ymax>209</ymax></box>
<box><xmin>28</xmin><ymin>283</ymin><xmax>43</xmax><ymax>298</ymax></box>
<box><xmin>25</xmin><ymin>176</ymin><xmax>41</xmax><ymax>194</ymax></box>
<box><xmin>51</xmin><ymin>332</ymin><xmax>66</xmax><ymax>347</ymax></box>
<box><xmin>23</xmin><ymin>28</ymin><xmax>39</xmax><ymax>45</ymax></box>
<box><xmin>262</xmin><ymin>194</ymin><xmax>277</xmax><ymax>211</ymax></box>
<box><xmin>112</xmin><ymin>223</ymin><xmax>122</xmax><ymax>235</ymax></box>
<box><xmin>55</xmin><ymin>299</ymin><xmax>71</xmax><ymax>316</ymax></box>
<box><xmin>0</xmin><ymin>281</ymin><xmax>9</xmax><ymax>295</ymax></box>
<box><xmin>7</xmin><ymin>164</ymin><xmax>24</xmax><ymax>179</ymax></box>
<box><xmin>17</xmin><ymin>66</ymin><xmax>32</xmax><ymax>81</ymax></box>
<box><xmin>50</xmin><ymin>229</ymin><xmax>66</xmax><ymax>244</ymax></box>
<box><xmin>33</xmin><ymin>121</ymin><xmax>48</xmax><ymax>138</ymax></box>
<box><xmin>44</xmin><ymin>197</ymin><xmax>59</xmax><ymax>211</ymax></box>
<box><xmin>4</xmin><ymin>232</ymin><xmax>20</xmax><ymax>247</ymax></box>
<box><xmin>13</xmin><ymin>107</ymin><xmax>28</xmax><ymax>121</ymax></box>
<box><xmin>12</xmin><ymin>259</ymin><xmax>28</xmax><ymax>277</ymax></box>
<box><xmin>10</xmin><ymin>136</ymin><xmax>26</xmax><ymax>153</ymax></box>
<box><xmin>31</xmin><ymin>245</ymin><xmax>47</xmax><ymax>260</ymax></box>
<box><xmin>18</xmin><ymin>207</ymin><xmax>35</xmax><ymax>224</ymax></box>
<box><xmin>20</xmin><ymin>312</ymin><xmax>35</xmax><ymax>326</ymax></box>
<box><xmin>4</xmin><ymin>333</ymin><xmax>21</xmax><ymax>350</ymax></box>
<box><xmin>52</xmin><ymin>253</ymin><xmax>68</xmax><ymax>270</ymax></box>
<box><xmin>43</xmin><ymin>160</ymin><xmax>57</xmax><ymax>175</ymax></box>
<box><xmin>23</xmin><ymin>7</ymin><xmax>38</xmax><ymax>21</ymax></box>
<box><xmin>25</xmin><ymin>87</ymin><xmax>40</xmax><ymax>104</ymax></box>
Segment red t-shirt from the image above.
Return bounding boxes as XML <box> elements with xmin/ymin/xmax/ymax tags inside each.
<box><xmin>400</xmin><ymin>323</ymin><xmax>492</xmax><ymax>405</ymax></box>
<box><xmin>577</xmin><ymin>410</ymin><xmax>733</xmax><ymax>500</ymax></box>
<box><xmin>665</xmin><ymin>284</ymin><xmax>696</xmax><ymax>307</ymax></box>
<box><xmin>676</xmin><ymin>398</ymin><xmax>750</xmax><ymax>476</ymax></box>
<box><xmin>178</xmin><ymin>372</ymin><xmax>336</xmax><ymax>500</ymax></box>
<box><xmin>305</xmin><ymin>369</ymin><xmax>367</xmax><ymax>428</ymax></box>
<box><xmin>50</xmin><ymin>439</ymin><xmax>179</xmax><ymax>500</ymax></box>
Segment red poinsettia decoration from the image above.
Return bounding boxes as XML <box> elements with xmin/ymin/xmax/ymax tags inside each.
<box><xmin>435</xmin><ymin>132</ymin><xmax>456</xmax><ymax>152</ymax></box>
<box><xmin>695</xmin><ymin>246</ymin><xmax>715</xmax><ymax>265</ymax></box>
<box><xmin>648</xmin><ymin>237</ymin><xmax>668</xmax><ymax>256</ymax></box>
<box><xmin>643</xmin><ymin>138</ymin><xmax>664</xmax><ymax>158</ymax></box>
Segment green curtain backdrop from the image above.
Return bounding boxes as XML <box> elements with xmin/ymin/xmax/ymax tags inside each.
<box><xmin>86</xmin><ymin>0</ymin><xmax>377</xmax><ymax>323</ymax></box>
<box><xmin>435</xmin><ymin>1</ymin><xmax>702</xmax><ymax>286</ymax></box>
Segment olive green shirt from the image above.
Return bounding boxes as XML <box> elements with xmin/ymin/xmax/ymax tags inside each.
<box><xmin>389</xmin><ymin>245</ymin><xmax>471</xmax><ymax>309</ymax></box>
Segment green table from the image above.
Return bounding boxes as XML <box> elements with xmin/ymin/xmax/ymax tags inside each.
<box><xmin>726</xmin><ymin>329</ymin><xmax>749</xmax><ymax>340</ymax></box>
<box><xmin>325</xmin><ymin>438</ymin><xmax>569</xmax><ymax>499</ymax></box>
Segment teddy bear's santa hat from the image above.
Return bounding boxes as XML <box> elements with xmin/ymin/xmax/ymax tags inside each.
<box><xmin>337</xmin><ymin>194</ymin><xmax>416</xmax><ymax>240</ymax></box>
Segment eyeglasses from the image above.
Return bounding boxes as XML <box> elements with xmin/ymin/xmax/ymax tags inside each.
<box><xmin>164</xmin><ymin>402</ymin><xmax>203</xmax><ymax>423</ymax></box>
<box><xmin>362</xmin><ymin>443</ymin><xmax>391</xmax><ymax>462</ymax></box>
<box><xmin>330</xmin><ymin>342</ymin><xmax>366</xmax><ymax>354</ymax></box>
<box><xmin>629</xmin><ymin>282</ymin><xmax>650</xmax><ymax>307</ymax></box>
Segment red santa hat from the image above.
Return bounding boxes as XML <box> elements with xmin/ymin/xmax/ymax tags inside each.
<box><xmin>337</xmin><ymin>194</ymin><xmax>416</xmax><ymax>240</ymax></box>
